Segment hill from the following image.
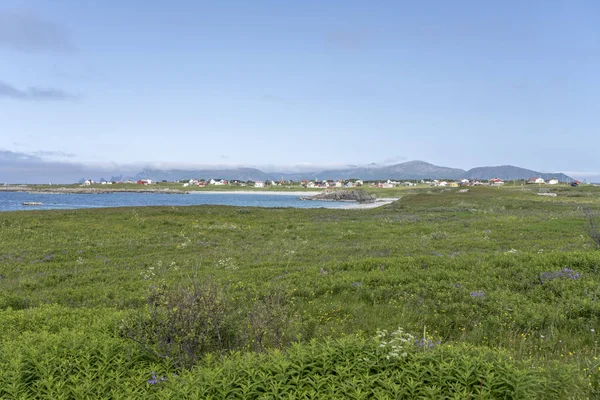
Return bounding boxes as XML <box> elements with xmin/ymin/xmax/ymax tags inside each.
<box><xmin>115</xmin><ymin>161</ymin><xmax>574</xmax><ymax>182</ymax></box>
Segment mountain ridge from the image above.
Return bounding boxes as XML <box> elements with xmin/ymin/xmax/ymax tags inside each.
<box><xmin>115</xmin><ymin>161</ymin><xmax>574</xmax><ymax>182</ymax></box>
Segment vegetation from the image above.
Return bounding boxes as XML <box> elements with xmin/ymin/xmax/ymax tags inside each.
<box><xmin>1</xmin><ymin>186</ymin><xmax>600</xmax><ymax>398</ymax></box>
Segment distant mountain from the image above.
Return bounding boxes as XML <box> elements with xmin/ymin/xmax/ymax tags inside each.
<box><xmin>132</xmin><ymin>168</ymin><xmax>275</xmax><ymax>182</ymax></box>
<box><xmin>464</xmin><ymin>166</ymin><xmax>573</xmax><ymax>182</ymax></box>
<box><xmin>311</xmin><ymin>161</ymin><xmax>465</xmax><ymax>180</ymax></box>
<box><xmin>122</xmin><ymin>161</ymin><xmax>574</xmax><ymax>183</ymax></box>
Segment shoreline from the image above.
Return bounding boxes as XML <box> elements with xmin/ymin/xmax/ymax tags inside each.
<box><xmin>0</xmin><ymin>187</ymin><xmax>399</xmax><ymax>209</ymax></box>
<box><xmin>337</xmin><ymin>198</ymin><xmax>399</xmax><ymax>209</ymax></box>
<box><xmin>187</xmin><ymin>190</ymin><xmax>322</xmax><ymax>196</ymax></box>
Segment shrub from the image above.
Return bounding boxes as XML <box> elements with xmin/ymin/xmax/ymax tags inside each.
<box><xmin>584</xmin><ymin>208</ymin><xmax>600</xmax><ymax>248</ymax></box>
<box><xmin>122</xmin><ymin>278</ymin><xmax>295</xmax><ymax>368</ymax></box>
<box><xmin>122</xmin><ymin>278</ymin><xmax>238</xmax><ymax>368</ymax></box>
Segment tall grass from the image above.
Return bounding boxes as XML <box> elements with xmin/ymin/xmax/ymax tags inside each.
<box><xmin>1</xmin><ymin>186</ymin><xmax>600</xmax><ymax>397</ymax></box>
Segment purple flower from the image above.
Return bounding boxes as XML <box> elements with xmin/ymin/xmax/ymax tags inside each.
<box><xmin>540</xmin><ymin>268</ymin><xmax>582</xmax><ymax>284</ymax></box>
<box><xmin>148</xmin><ymin>372</ymin><xmax>166</xmax><ymax>385</ymax></box>
<box><xmin>470</xmin><ymin>290</ymin><xmax>485</xmax><ymax>298</ymax></box>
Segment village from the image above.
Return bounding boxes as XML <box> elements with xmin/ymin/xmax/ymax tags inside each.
<box><xmin>80</xmin><ymin>176</ymin><xmax>582</xmax><ymax>188</ymax></box>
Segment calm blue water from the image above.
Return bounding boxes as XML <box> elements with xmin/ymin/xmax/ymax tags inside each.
<box><xmin>0</xmin><ymin>191</ymin><xmax>349</xmax><ymax>212</ymax></box>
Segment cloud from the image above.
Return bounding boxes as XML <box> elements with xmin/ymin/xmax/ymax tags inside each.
<box><xmin>33</xmin><ymin>150</ymin><xmax>76</xmax><ymax>158</ymax></box>
<box><xmin>0</xmin><ymin>9</ymin><xmax>74</xmax><ymax>53</ymax></box>
<box><xmin>562</xmin><ymin>171</ymin><xmax>600</xmax><ymax>182</ymax></box>
<box><xmin>0</xmin><ymin>149</ymin><xmax>40</xmax><ymax>162</ymax></box>
<box><xmin>0</xmin><ymin>80</ymin><xmax>78</xmax><ymax>101</ymax></box>
<box><xmin>0</xmin><ymin>150</ymin><xmax>125</xmax><ymax>184</ymax></box>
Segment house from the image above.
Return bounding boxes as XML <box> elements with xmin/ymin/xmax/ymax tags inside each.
<box><xmin>448</xmin><ymin>182</ymin><xmax>459</xmax><ymax>188</ymax></box>
<box><xmin>548</xmin><ymin>178</ymin><xmax>559</xmax><ymax>185</ymax></box>
<box><xmin>335</xmin><ymin>181</ymin><xmax>343</xmax><ymax>188</ymax></box>
<box><xmin>198</xmin><ymin>181</ymin><xmax>206</xmax><ymax>187</ymax></box>
<box><xmin>345</xmin><ymin>181</ymin><xmax>355</xmax><ymax>188</ymax></box>
<box><xmin>489</xmin><ymin>178</ymin><xmax>504</xmax><ymax>186</ymax></box>
<box><xmin>460</xmin><ymin>179</ymin><xmax>470</xmax><ymax>184</ymax></box>
<box><xmin>82</xmin><ymin>180</ymin><xmax>92</xmax><ymax>186</ymax></box>
<box><xmin>438</xmin><ymin>181</ymin><xmax>448</xmax><ymax>187</ymax></box>
<box><xmin>527</xmin><ymin>177</ymin><xmax>545</xmax><ymax>184</ymax></box>
<box><xmin>355</xmin><ymin>180</ymin><xmax>363</xmax><ymax>186</ymax></box>
<box><xmin>210</xmin><ymin>179</ymin><xmax>227</xmax><ymax>185</ymax></box>
<box><xmin>307</xmin><ymin>181</ymin><xmax>315</xmax><ymax>188</ymax></box>
<box><xmin>254</xmin><ymin>181</ymin><xmax>265</xmax><ymax>188</ymax></box>
<box><xmin>137</xmin><ymin>179</ymin><xmax>151</xmax><ymax>185</ymax></box>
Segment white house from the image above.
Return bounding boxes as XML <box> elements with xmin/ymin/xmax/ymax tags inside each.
<box><xmin>210</xmin><ymin>179</ymin><xmax>226</xmax><ymax>185</ymax></box>
<box><xmin>254</xmin><ymin>181</ymin><xmax>265</xmax><ymax>188</ymax></box>
<box><xmin>527</xmin><ymin>177</ymin><xmax>545</xmax><ymax>184</ymax></box>
<box><xmin>548</xmin><ymin>178</ymin><xmax>559</xmax><ymax>185</ymax></box>
<box><xmin>335</xmin><ymin>181</ymin><xmax>343</xmax><ymax>188</ymax></box>
<box><xmin>83</xmin><ymin>180</ymin><xmax>92</xmax><ymax>186</ymax></box>
<box><xmin>489</xmin><ymin>178</ymin><xmax>504</xmax><ymax>185</ymax></box>
<box><xmin>438</xmin><ymin>181</ymin><xmax>448</xmax><ymax>187</ymax></box>
<box><xmin>307</xmin><ymin>181</ymin><xmax>315</xmax><ymax>188</ymax></box>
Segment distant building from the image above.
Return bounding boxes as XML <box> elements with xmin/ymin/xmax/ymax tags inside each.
<box><xmin>527</xmin><ymin>177</ymin><xmax>545</xmax><ymax>184</ymax></box>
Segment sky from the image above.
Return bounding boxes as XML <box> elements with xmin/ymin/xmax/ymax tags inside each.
<box><xmin>1</xmin><ymin>0</ymin><xmax>599</xmax><ymax>181</ymax></box>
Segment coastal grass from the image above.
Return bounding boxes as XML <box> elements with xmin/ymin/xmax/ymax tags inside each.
<box><xmin>1</xmin><ymin>186</ymin><xmax>600</xmax><ymax>398</ymax></box>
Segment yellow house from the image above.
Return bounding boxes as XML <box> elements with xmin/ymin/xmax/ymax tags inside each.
<box><xmin>448</xmin><ymin>182</ymin><xmax>459</xmax><ymax>187</ymax></box>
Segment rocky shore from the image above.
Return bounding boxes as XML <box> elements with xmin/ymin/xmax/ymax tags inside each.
<box><xmin>301</xmin><ymin>189</ymin><xmax>377</xmax><ymax>203</ymax></box>
<box><xmin>0</xmin><ymin>186</ymin><xmax>186</xmax><ymax>194</ymax></box>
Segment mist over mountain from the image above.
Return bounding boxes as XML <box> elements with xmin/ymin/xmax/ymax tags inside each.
<box><xmin>127</xmin><ymin>168</ymin><xmax>274</xmax><ymax>182</ymax></box>
<box><xmin>0</xmin><ymin>150</ymin><xmax>577</xmax><ymax>184</ymax></box>
<box><xmin>464</xmin><ymin>166</ymin><xmax>572</xmax><ymax>182</ymax></box>
<box><xmin>119</xmin><ymin>161</ymin><xmax>574</xmax><ymax>183</ymax></box>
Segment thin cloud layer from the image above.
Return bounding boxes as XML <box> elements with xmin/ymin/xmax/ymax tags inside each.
<box><xmin>0</xmin><ymin>81</ymin><xmax>78</xmax><ymax>101</ymax></box>
<box><xmin>0</xmin><ymin>9</ymin><xmax>74</xmax><ymax>53</ymax></box>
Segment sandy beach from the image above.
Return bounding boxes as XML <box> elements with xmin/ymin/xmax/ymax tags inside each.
<box><xmin>187</xmin><ymin>190</ymin><xmax>322</xmax><ymax>196</ymax></box>
<box><xmin>188</xmin><ymin>191</ymin><xmax>399</xmax><ymax>209</ymax></box>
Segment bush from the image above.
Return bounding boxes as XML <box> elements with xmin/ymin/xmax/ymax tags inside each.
<box><xmin>584</xmin><ymin>208</ymin><xmax>600</xmax><ymax>248</ymax></box>
<box><xmin>122</xmin><ymin>278</ymin><xmax>237</xmax><ymax>368</ymax></box>
<box><xmin>122</xmin><ymin>278</ymin><xmax>295</xmax><ymax>368</ymax></box>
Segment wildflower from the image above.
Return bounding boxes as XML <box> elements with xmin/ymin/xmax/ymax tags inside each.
<box><xmin>469</xmin><ymin>290</ymin><xmax>485</xmax><ymax>298</ymax></box>
<box><xmin>148</xmin><ymin>372</ymin><xmax>166</xmax><ymax>385</ymax></box>
<box><xmin>540</xmin><ymin>268</ymin><xmax>582</xmax><ymax>284</ymax></box>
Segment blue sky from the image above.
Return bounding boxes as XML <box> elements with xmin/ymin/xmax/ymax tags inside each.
<box><xmin>1</xmin><ymin>0</ymin><xmax>599</xmax><ymax>178</ymax></box>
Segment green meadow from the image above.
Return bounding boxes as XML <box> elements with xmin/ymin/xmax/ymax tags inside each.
<box><xmin>1</xmin><ymin>186</ymin><xmax>599</xmax><ymax>399</ymax></box>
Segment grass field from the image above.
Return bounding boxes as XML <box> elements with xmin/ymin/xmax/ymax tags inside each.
<box><xmin>1</xmin><ymin>186</ymin><xmax>599</xmax><ymax>398</ymax></box>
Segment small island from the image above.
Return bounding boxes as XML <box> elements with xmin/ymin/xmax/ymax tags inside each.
<box><xmin>301</xmin><ymin>189</ymin><xmax>377</xmax><ymax>203</ymax></box>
